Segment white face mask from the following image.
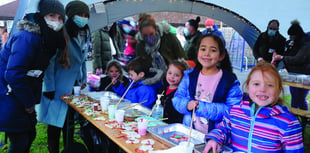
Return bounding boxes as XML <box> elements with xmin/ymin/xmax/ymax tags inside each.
<box><xmin>44</xmin><ymin>17</ymin><xmax>63</xmax><ymax>32</ymax></box>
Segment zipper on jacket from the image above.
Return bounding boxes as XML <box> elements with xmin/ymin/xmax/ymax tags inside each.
<box><xmin>247</xmin><ymin>104</ymin><xmax>261</xmax><ymax>153</ymax></box>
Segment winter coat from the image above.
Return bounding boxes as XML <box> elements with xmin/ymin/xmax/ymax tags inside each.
<box><xmin>112</xmin><ymin>80</ymin><xmax>156</xmax><ymax>109</ymax></box>
<box><xmin>184</xmin><ymin>31</ymin><xmax>202</xmax><ymax>60</ymax></box>
<box><xmin>201</xmin><ymin>24</ymin><xmax>226</xmax><ymax>45</ymax></box>
<box><xmin>172</xmin><ymin>68</ymin><xmax>242</xmax><ymax>131</ymax></box>
<box><xmin>206</xmin><ymin>97</ymin><xmax>304</xmax><ymax>153</ymax></box>
<box><xmin>37</xmin><ymin>27</ymin><xmax>91</xmax><ymax>128</ymax></box>
<box><xmin>98</xmin><ymin>75</ymin><xmax>130</xmax><ymax>92</ymax></box>
<box><xmin>0</xmin><ymin>20</ymin><xmax>49</xmax><ymax>132</ymax></box>
<box><xmin>135</xmin><ymin>22</ymin><xmax>187</xmax><ymax>66</ymax></box>
<box><xmin>252</xmin><ymin>31</ymin><xmax>286</xmax><ymax>63</ymax></box>
<box><xmin>283</xmin><ymin>35</ymin><xmax>310</xmax><ymax>74</ymax></box>
<box><xmin>92</xmin><ymin>28</ymin><xmax>112</xmax><ymax>73</ymax></box>
<box><xmin>160</xmin><ymin>84</ymin><xmax>184</xmax><ymax>124</ymax></box>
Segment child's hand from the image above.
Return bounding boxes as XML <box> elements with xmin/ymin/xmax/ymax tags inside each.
<box><xmin>203</xmin><ymin>139</ymin><xmax>221</xmax><ymax>153</ymax></box>
<box><xmin>187</xmin><ymin>100</ymin><xmax>198</xmax><ymax>111</ymax></box>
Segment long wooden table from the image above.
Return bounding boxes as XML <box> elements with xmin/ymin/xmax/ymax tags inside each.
<box><xmin>62</xmin><ymin>95</ymin><xmax>171</xmax><ymax>153</ymax></box>
<box><xmin>283</xmin><ymin>81</ymin><xmax>310</xmax><ymax>90</ymax></box>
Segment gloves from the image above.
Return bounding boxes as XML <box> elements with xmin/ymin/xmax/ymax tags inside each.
<box><xmin>43</xmin><ymin>91</ymin><xmax>55</xmax><ymax>100</ymax></box>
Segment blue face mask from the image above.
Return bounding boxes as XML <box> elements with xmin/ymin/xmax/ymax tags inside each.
<box><xmin>73</xmin><ymin>15</ymin><xmax>88</xmax><ymax>28</ymax></box>
<box><xmin>143</xmin><ymin>33</ymin><xmax>159</xmax><ymax>46</ymax></box>
<box><xmin>122</xmin><ymin>26</ymin><xmax>131</xmax><ymax>34</ymax></box>
<box><xmin>267</xmin><ymin>29</ymin><xmax>276</xmax><ymax>36</ymax></box>
<box><xmin>184</xmin><ymin>28</ymin><xmax>190</xmax><ymax>37</ymax></box>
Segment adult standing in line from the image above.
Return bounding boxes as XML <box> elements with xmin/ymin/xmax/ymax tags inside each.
<box><xmin>253</xmin><ymin>19</ymin><xmax>286</xmax><ymax>68</ymax></box>
<box><xmin>92</xmin><ymin>26</ymin><xmax>114</xmax><ymax>75</ymax></box>
<box><xmin>135</xmin><ymin>13</ymin><xmax>187</xmax><ymax>72</ymax></box>
<box><xmin>0</xmin><ymin>0</ymin><xmax>66</xmax><ymax>152</ymax></box>
<box><xmin>273</xmin><ymin>20</ymin><xmax>310</xmax><ymax>128</ymax></box>
<box><xmin>183</xmin><ymin>16</ymin><xmax>202</xmax><ymax>60</ymax></box>
<box><xmin>37</xmin><ymin>1</ymin><xmax>91</xmax><ymax>152</ymax></box>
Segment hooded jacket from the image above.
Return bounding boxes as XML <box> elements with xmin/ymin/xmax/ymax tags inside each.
<box><xmin>92</xmin><ymin>28</ymin><xmax>112</xmax><ymax>73</ymax></box>
<box><xmin>112</xmin><ymin>80</ymin><xmax>156</xmax><ymax>109</ymax></box>
<box><xmin>135</xmin><ymin>22</ymin><xmax>187</xmax><ymax>65</ymax></box>
<box><xmin>172</xmin><ymin>68</ymin><xmax>242</xmax><ymax>131</ymax></box>
<box><xmin>0</xmin><ymin>20</ymin><xmax>48</xmax><ymax>132</ymax></box>
<box><xmin>206</xmin><ymin>97</ymin><xmax>304</xmax><ymax>153</ymax></box>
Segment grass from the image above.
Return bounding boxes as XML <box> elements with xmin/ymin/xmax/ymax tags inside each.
<box><xmin>0</xmin><ymin>95</ymin><xmax>309</xmax><ymax>153</ymax></box>
<box><xmin>0</xmin><ymin>123</ymin><xmax>85</xmax><ymax>153</ymax></box>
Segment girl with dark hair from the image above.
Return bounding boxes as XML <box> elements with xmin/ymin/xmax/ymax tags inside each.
<box><xmin>172</xmin><ymin>34</ymin><xmax>242</xmax><ymax>134</ymax></box>
<box><xmin>37</xmin><ymin>1</ymin><xmax>92</xmax><ymax>152</ymax></box>
<box><xmin>184</xmin><ymin>16</ymin><xmax>202</xmax><ymax>60</ymax></box>
<box><xmin>98</xmin><ymin>60</ymin><xmax>130</xmax><ymax>91</ymax></box>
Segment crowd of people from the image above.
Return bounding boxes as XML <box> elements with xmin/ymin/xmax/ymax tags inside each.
<box><xmin>0</xmin><ymin>0</ymin><xmax>308</xmax><ymax>152</ymax></box>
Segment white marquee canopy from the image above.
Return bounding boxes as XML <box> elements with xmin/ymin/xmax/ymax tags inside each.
<box><xmin>15</xmin><ymin>0</ymin><xmax>310</xmax><ymax>48</ymax></box>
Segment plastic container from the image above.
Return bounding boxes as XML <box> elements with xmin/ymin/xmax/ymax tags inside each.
<box><xmin>151</xmin><ymin>100</ymin><xmax>163</xmax><ymax>119</ymax></box>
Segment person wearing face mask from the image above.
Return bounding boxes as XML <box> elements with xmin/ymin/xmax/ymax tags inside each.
<box><xmin>273</xmin><ymin>20</ymin><xmax>310</xmax><ymax>129</ymax></box>
<box><xmin>183</xmin><ymin>16</ymin><xmax>202</xmax><ymax>60</ymax></box>
<box><xmin>135</xmin><ymin>14</ymin><xmax>186</xmax><ymax>93</ymax></box>
<box><xmin>0</xmin><ymin>0</ymin><xmax>66</xmax><ymax>152</ymax></box>
<box><xmin>202</xmin><ymin>19</ymin><xmax>225</xmax><ymax>46</ymax></box>
<box><xmin>36</xmin><ymin>1</ymin><xmax>91</xmax><ymax>152</ymax></box>
<box><xmin>136</xmin><ymin>13</ymin><xmax>186</xmax><ymax>71</ymax></box>
<box><xmin>252</xmin><ymin>19</ymin><xmax>286</xmax><ymax>68</ymax></box>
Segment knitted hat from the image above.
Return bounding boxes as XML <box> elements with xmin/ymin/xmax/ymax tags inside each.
<box><xmin>287</xmin><ymin>20</ymin><xmax>305</xmax><ymax>36</ymax></box>
<box><xmin>205</xmin><ymin>19</ymin><xmax>214</xmax><ymax>26</ymax></box>
<box><xmin>65</xmin><ymin>1</ymin><xmax>89</xmax><ymax>19</ymax></box>
<box><xmin>39</xmin><ymin>0</ymin><xmax>65</xmax><ymax>19</ymax></box>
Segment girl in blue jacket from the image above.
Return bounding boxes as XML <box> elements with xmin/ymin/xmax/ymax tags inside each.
<box><xmin>37</xmin><ymin>1</ymin><xmax>91</xmax><ymax>152</ymax></box>
<box><xmin>172</xmin><ymin>34</ymin><xmax>242</xmax><ymax>134</ymax></box>
<box><xmin>113</xmin><ymin>57</ymin><xmax>157</xmax><ymax>109</ymax></box>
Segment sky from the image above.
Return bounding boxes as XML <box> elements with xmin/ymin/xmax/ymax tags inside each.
<box><xmin>0</xmin><ymin>0</ymin><xmax>15</xmax><ymax>6</ymax></box>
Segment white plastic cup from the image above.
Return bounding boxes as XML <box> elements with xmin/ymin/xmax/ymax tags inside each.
<box><xmin>137</xmin><ymin>119</ymin><xmax>149</xmax><ymax>136</ymax></box>
<box><xmin>178</xmin><ymin>142</ymin><xmax>194</xmax><ymax>153</ymax></box>
<box><xmin>108</xmin><ymin>105</ymin><xmax>116</xmax><ymax>119</ymax></box>
<box><xmin>100</xmin><ymin>97</ymin><xmax>109</xmax><ymax>113</ymax></box>
<box><xmin>115</xmin><ymin>109</ymin><xmax>125</xmax><ymax>124</ymax></box>
<box><xmin>73</xmin><ymin>86</ymin><xmax>81</xmax><ymax>96</ymax></box>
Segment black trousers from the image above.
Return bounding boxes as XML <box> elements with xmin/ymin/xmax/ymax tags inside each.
<box><xmin>47</xmin><ymin>107</ymin><xmax>75</xmax><ymax>153</ymax></box>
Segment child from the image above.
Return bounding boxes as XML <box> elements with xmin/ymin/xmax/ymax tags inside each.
<box><xmin>161</xmin><ymin>59</ymin><xmax>190</xmax><ymax>124</ymax></box>
<box><xmin>98</xmin><ymin>60</ymin><xmax>129</xmax><ymax>92</ymax></box>
<box><xmin>112</xmin><ymin>57</ymin><xmax>156</xmax><ymax>109</ymax></box>
<box><xmin>204</xmin><ymin>62</ymin><xmax>304</xmax><ymax>153</ymax></box>
<box><xmin>172</xmin><ymin>34</ymin><xmax>243</xmax><ymax>134</ymax></box>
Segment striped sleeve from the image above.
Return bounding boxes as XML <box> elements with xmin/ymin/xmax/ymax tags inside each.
<box><xmin>205</xmin><ymin>110</ymin><xmax>232</xmax><ymax>145</ymax></box>
<box><xmin>282</xmin><ymin>118</ymin><xmax>304</xmax><ymax>153</ymax></box>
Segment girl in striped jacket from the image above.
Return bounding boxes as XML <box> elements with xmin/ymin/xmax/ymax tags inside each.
<box><xmin>204</xmin><ymin>62</ymin><xmax>304</xmax><ymax>153</ymax></box>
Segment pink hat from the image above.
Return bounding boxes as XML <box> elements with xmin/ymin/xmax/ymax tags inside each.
<box><xmin>205</xmin><ymin>19</ymin><xmax>214</xmax><ymax>26</ymax></box>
